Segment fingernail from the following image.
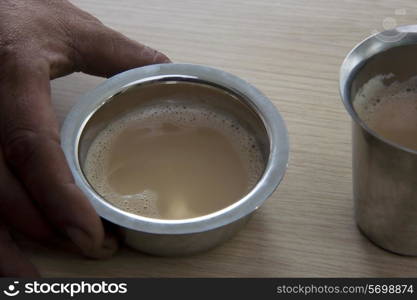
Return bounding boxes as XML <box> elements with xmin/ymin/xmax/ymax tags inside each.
<box><xmin>101</xmin><ymin>234</ymin><xmax>119</xmax><ymax>257</ymax></box>
<box><xmin>85</xmin><ymin>234</ymin><xmax>118</xmax><ymax>259</ymax></box>
<box><xmin>161</xmin><ymin>56</ymin><xmax>172</xmax><ymax>63</ymax></box>
<box><xmin>155</xmin><ymin>52</ymin><xmax>171</xmax><ymax>64</ymax></box>
<box><xmin>66</xmin><ymin>226</ymin><xmax>93</xmax><ymax>255</ymax></box>
<box><xmin>66</xmin><ymin>227</ymin><xmax>118</xmax><ymax>259</ymax></box>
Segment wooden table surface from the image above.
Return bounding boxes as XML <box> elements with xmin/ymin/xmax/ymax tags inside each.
<box><xmin>25</xmin><ymin>0</ymin><xmax>417</xmax><ymax>277</ymax></box>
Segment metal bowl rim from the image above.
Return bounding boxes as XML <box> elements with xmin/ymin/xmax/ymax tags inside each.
<box><xmin>61</xmin><ymin>63</ymin><xmax>289</xmax><ymax>234</ymax></box>
<box><xmin>339</xmin><ymin>25</ymin><xmax>417</xmax><ymax>156</ymax></box>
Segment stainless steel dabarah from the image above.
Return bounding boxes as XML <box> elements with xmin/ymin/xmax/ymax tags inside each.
<box><xmin>62</xmin><ymin>64</ymin><xmax>289</xmax><ymax>255</ymax></box>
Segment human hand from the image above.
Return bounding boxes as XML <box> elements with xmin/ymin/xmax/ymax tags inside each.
<box><xmin>0</xmin><ymin>0</ymin><xmax>170</xmax><ymax>277</ymax></box>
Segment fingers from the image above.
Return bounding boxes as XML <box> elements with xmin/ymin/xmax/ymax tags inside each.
<box><xmin>0</xmin><ymin>149</ymin><xmax>55</xmax><ymax>241</ymax></box>
<box><xmin>0</xmin><ymin>224</ymin><xmax>39</xmax><ymax>277</ymax></box>
<box><xmin>71</xmin><ymin>23</ymin><xmax>171</xmax><ymax>78</ymax></box>
<box><xmin>0</xmin><ymin>61</ymin><xmax>117</xmax><ymax>259</ymax></box>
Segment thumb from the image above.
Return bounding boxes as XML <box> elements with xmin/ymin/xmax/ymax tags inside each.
<box><xmin>72</xmin><ymin>24</ymin><xmax>171</xmax><ymax>78</ymax></box>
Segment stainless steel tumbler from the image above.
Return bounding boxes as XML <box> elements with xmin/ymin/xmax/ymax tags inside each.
<box><xmin>340</xmin><ymin>25</ymin><xmax>417</xmax><ymax>255</ymax></box>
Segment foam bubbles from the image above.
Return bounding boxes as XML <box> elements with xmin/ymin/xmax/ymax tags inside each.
<box><xmin>353</xmin><ymin>74</ymin><xmax>417</xmax><ymax>123</ymax></box>
<box><xmin>352</xmin><ymin>74</ymin><xmax>417</xmax><ymax>151</ymax></box>
<box><xmin>84</xmin><ymin>103</ymin><xmax>265</xmax><ymax>218</ymax></box>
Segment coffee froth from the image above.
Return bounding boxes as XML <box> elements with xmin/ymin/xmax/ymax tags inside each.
<box><xmin>84</xmin><ymin>102</ymin><xmax>265</xmax><ymax>220</ymax></box>
<box><xmin>354</xmin><ymin>75</ymin><xmax>417</xmax><ymax>151</ymax></box>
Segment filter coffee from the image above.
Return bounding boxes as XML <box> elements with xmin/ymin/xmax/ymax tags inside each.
<box><xmin>353</xmin><ymin>75</ymin><xmax>417</xmax><ymax>151</ymax></box>
<box><xmin>84</xmin><ymin>103</ymin><xmax>265</xmax><ymax>220</ymax></box>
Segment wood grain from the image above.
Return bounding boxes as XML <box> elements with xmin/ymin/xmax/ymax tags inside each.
<box><xmin>24</xmin><ymin>0</ymin><xmax>417</xmax><ymax>277</ymax></box>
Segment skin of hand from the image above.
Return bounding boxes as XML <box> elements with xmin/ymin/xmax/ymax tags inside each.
<box><xmin>0</xmin><ymin>0</ymin><xmax>170</xmax><ymax>277</ymax></box>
